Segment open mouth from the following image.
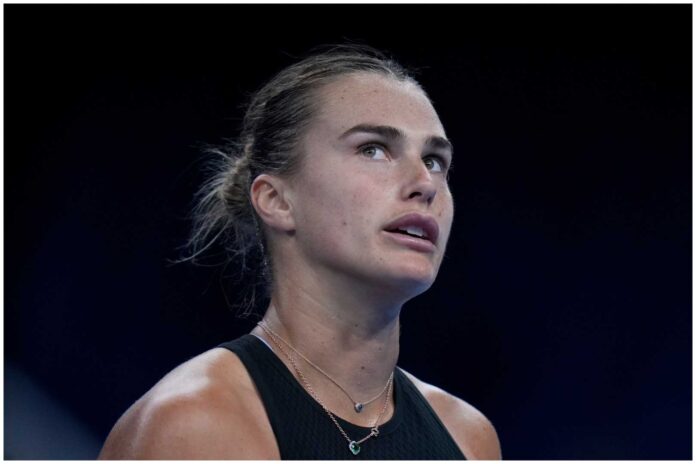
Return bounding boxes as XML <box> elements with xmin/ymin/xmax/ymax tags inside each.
<box><xmin>386</xmin><ymin>226</ymin><xmax>431</xmax><ymax>242</ymax></box>
<box><xmin>383</xmin><ymin>213</ymin><xmax>439</xmax><ymax>247</ymax></box>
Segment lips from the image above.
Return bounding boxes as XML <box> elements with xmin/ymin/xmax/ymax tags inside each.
<box><xmin>383</xmin><ymin>213</ymin><xmax>440</xmax><ymax>245</ymax></box>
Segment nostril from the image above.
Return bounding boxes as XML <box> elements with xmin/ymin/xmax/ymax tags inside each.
<box><xmin>409</xmin><ymin>190</ymin><xmax>436</xmax><ymax>204</ymax></box>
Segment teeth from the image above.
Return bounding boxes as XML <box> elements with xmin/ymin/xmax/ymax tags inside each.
<box><xmin>399</xmin><ymin>226</ymin><xmax>426</xmax><ymax>238</ymax></box>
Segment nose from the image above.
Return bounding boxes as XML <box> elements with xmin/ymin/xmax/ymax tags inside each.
<box><xmin>401</xmin><ymin>157</ymin><xmax>437</xmax><ymax>205</ymax></box>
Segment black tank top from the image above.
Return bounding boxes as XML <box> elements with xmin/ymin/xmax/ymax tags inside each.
<box><xmin>218</xmin><ymin>334</ymin><xmax>466</xmax><ymax>460</ymax></box>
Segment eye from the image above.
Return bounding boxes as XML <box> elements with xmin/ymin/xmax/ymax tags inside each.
<box><xmin>423</xmin><ymin>155</ymin><xmax>447</xmax><ymax>173</ymax></box>
<box><xmin>359</xmin><ymin>144</ymin><xmax>388</xmax><ymax>160</ymax></box>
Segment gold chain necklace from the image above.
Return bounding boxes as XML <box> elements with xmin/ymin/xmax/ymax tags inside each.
<box><xmin>258</xmin><ymin>322</ymin><xmax>393</xmax><ymax>455</ymax></box>
<box><xmin>257</xmin><ymin>321</ymin><xmax>393</xmax><ymax>413</ymax></box>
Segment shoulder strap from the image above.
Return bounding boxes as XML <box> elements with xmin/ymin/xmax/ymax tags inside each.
<box><xmin>394</xmin><ymin>368</ymin><xmax>467</xmax><ymax>459</ymax></box>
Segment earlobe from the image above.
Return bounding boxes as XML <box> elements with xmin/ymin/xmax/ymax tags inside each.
<box><xmin>250</xmin><ymin>174</ymin><xmax>295</xmax><ymax>232</ymax></box>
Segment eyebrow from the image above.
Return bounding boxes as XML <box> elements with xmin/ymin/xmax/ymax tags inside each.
<box><xmin>338</xmin><ymin>124</ymin><xmax>454</xmax><ymax>153</ymax></box>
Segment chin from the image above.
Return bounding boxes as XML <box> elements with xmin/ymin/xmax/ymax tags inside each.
<box><xmin>386</xmin><ymin>277</ymin><xmax>436</xmax><ymax>303</ymax></box>
<box><xmin>384</xmin><ymin>265</ymin><xmax>439</xmax><ymax>298</ymax></box>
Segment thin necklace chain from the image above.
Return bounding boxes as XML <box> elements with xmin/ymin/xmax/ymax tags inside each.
<box><xmin>258</xmin><ymin>322</ymin><xmax>393</xmax><ymax>455</ymax></box>
<box><xmin>257</xmin><ymin>321</ymin><xmax>393</xmax><ymax>413</ymax></box>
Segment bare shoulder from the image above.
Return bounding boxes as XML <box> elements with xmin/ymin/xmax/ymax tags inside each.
<box><xmin>401</xmin><ymin>369</ymin><xmax>502</xmax><ymax>460</ymax></box>
<box><xmin>98</xmin><ymin>347</ymin><xmax>278</xmax><ymax>459</ymax></box>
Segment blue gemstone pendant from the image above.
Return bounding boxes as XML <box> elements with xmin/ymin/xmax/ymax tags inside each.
<box><xmin>349</xmin><ymin>441</ymin><xmax>361</xmax><ymax>455</ymax></box>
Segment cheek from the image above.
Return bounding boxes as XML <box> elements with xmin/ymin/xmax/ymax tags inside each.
<box><xmin>328</xmin><ymin>188</ymin><xmax>376</xmax><ymax>245</ymax></box>
<box><xmin>437</xmin><ymin>192</ymin><xmax>455</xmax><ymax>243</ymax></box>
<box><xmin>295</xmin><ymin>174</ymin><xmax>373</xmax><ymax>247</ymax></box>
<box><xmin>292</xmin><ymin>155</ymin><xmax>397</xmax><ymax>252</ymax></box>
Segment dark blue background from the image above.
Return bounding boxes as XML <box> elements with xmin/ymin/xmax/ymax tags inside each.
<box><xmin>5</xmin><ymin>4</ymin><xmax>691</xmax><ymax>459</ymax></box>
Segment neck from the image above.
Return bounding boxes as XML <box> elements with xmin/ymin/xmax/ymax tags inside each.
<box><xmin>250</xmin><ymin>268</ymin><xmax>404</xmax><ymax>425</ymax></box>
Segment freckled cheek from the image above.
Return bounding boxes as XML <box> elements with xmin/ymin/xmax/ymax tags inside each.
<box><xmin>315</xmin><ymin>210</ymin><xmax>373</xmax><ymax>256</ymax></box>
<box><xmin>302</xmin><ymin>187</ymin><xmax>368</xmax><ymax>248</ymax></box>
<box><xmin>328</xmin><ymin>198</ymin><xmax>377</xmax><ymax>251</ymax></box>
<box><xmin>299</xmin><ymin>170</ymin><xmax>383</xmax><ymax>248</ymax></box>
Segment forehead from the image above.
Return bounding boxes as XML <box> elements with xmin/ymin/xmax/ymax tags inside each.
<box><xmin>311</xmin><ymin>72</ymin><xmax>446</xmax><ymax>139</ymax></box>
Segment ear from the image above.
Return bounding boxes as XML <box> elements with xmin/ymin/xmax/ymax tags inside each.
<box><xmin>250</xmin><ymin>174</ymin><xmax>295</xmax><ymax>233</ymax></box>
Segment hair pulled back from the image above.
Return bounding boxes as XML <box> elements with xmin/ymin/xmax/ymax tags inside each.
<box><xmin>183</xmin><ymin>44</ymin><xmax>420</xmax><ymax>314</ymax></box>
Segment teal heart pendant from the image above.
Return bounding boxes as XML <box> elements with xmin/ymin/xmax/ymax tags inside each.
<box><xmin>349</xmin><ymin>441</ymin><xmax>361</xmax><ymax>455</ymax></box>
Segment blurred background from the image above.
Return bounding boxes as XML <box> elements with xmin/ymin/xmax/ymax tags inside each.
<box><xmin>5</xmin><ymin>4</ymin><xmax>691</xmax><ymax>459</ymax></box>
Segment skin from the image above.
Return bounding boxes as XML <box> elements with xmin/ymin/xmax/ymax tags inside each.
<box><xmin>99</xmin><ymin>72</ymin><xmax>501</xmax><ymax>460</ymax></box>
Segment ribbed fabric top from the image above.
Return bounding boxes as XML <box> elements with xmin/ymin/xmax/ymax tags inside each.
<box><xmin>218</xmin><ymin>334</ymin><xmax>466</xmax><ymax>460</ymax></box>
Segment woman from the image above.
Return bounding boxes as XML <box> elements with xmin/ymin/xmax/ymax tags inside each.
<box><xmin>98</xmin><ymin>45</ymin><xmax>501</xmax><ymax>460</ymax></box>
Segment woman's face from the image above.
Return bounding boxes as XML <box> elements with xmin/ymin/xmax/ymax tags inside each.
<box><xmin>287</xmin><ymin>72</ymin><xmax>454</xmax><ymax>298</ymax></box>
